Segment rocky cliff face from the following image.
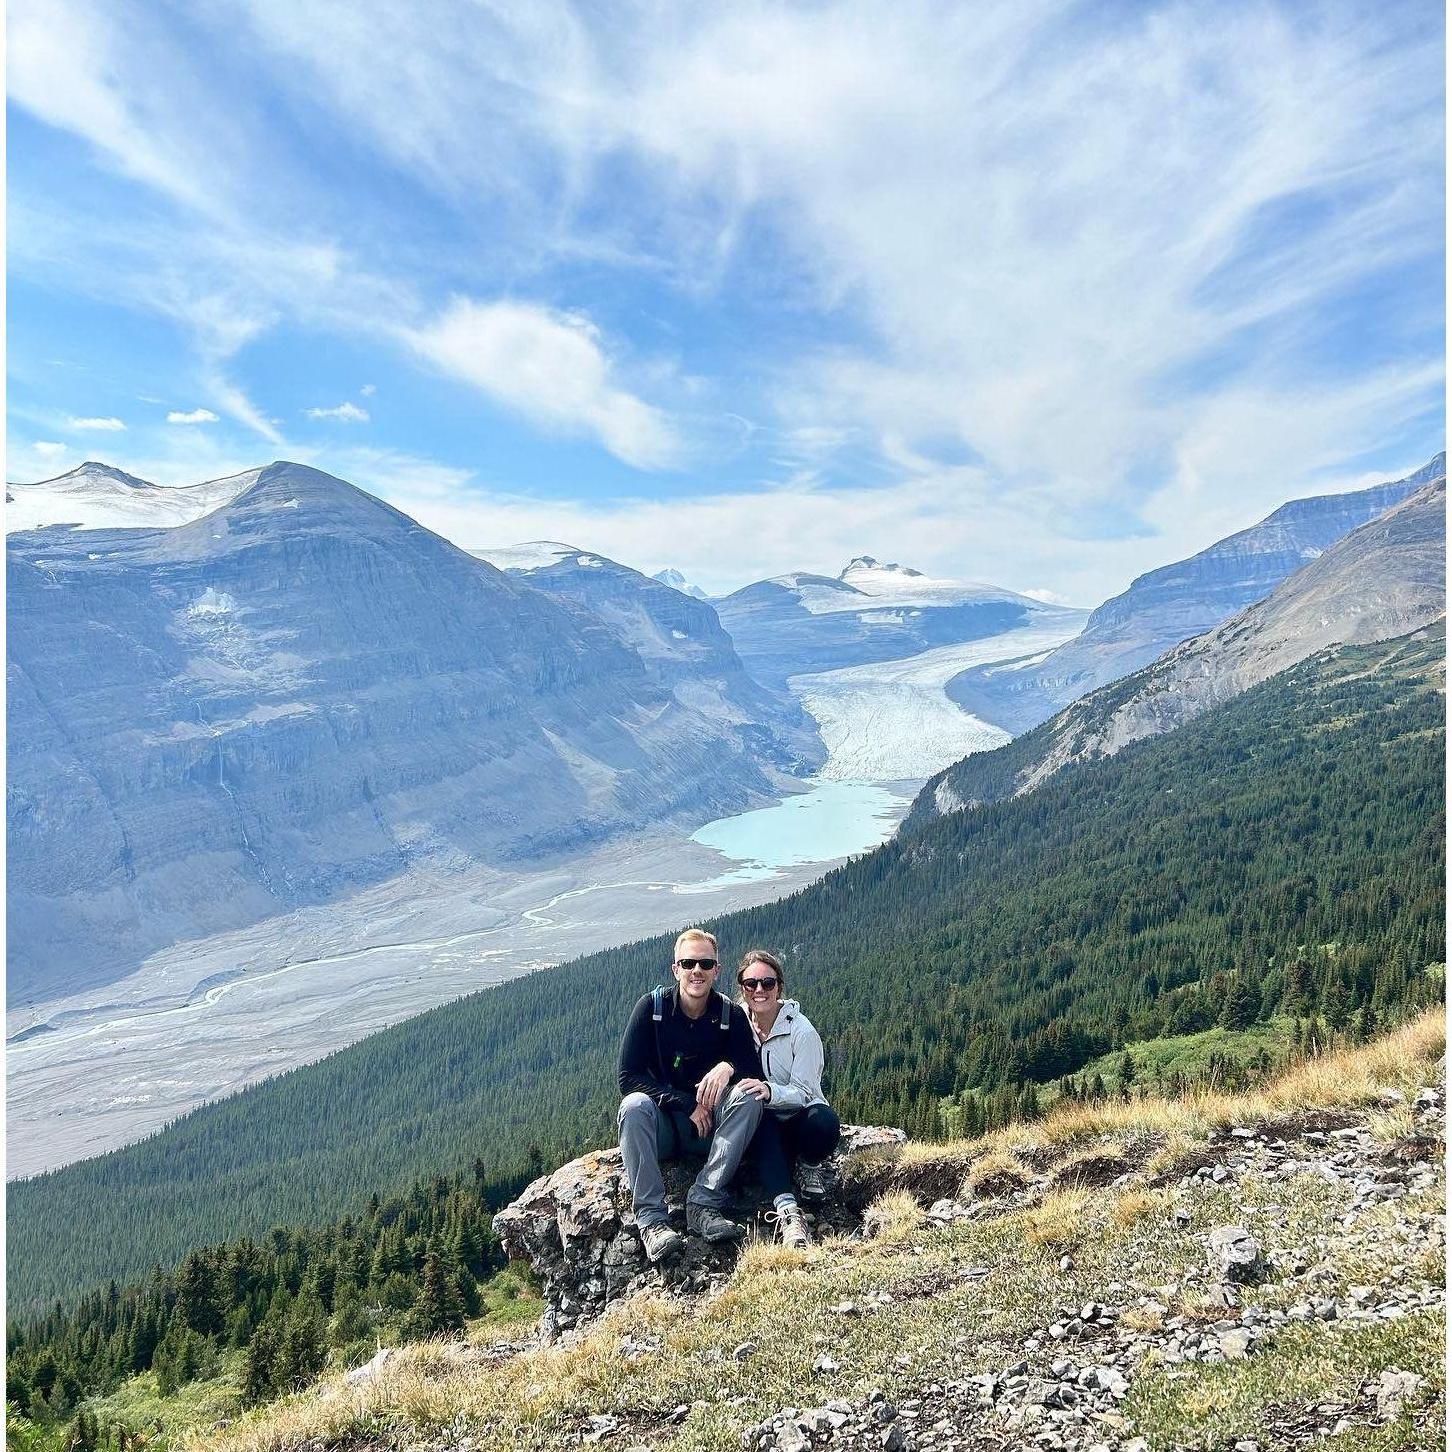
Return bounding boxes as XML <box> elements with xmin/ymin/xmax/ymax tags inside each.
<box><xmin>473</xmin><ymin>542</ymin><xmax>823</xmax><ymax>774</ymax></box>
<box><xmin>910</xmin><ymin>476</ymin><xmax>1446</xmax><ymax>827</ymax></box>
<box><xmin>946</xmin><ymin>454</ymin><xmax>1445</xmax><ymax>732</ymax></box>
<box><xmin>715</xmin><ymin>560</ymin><xmax>1072</xmax><ymax>691</ymax></box>
<box><xmin>7</xmin><ymin>465</ymin><xmax>800</xmax><ymax>1001</ymax></box>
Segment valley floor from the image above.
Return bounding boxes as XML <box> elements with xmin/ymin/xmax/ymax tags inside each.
<box><xmin>7</xmin><ymin>793</ymin><xmax>917</xmax><ymax>1179</ymax></box>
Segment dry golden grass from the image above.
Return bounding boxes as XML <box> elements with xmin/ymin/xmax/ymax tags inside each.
<box><xmin>1365</xmin><ymin>1103</ymin><xmax>1421</xmax><ymax>1144</ymax></box>
<box><xmin>1111</xmin><ymin>1189</ymin><xmax>1168</xmax><ymax>1229</ymax></box>
<box><xmin>1119</xmin><ymin>1303</ymin><xmax>1166</xmax><ymax>1333</ymax></box>
<box><xmin>1023</xmin><ymin>1189</ymin><xmax>1093</xmax><ymax>1251</ymax></box>
<box><xmin>733</xmin><ymin>1238</ymin><xmax>811</xmax><ymax>1279</ymax></box>
<box><xmin>962</xmin><ymin>1148</ymin><xmax>1030</xmax><ymax>1198</ymax></box>
<box><xmin>890</xmin><ymin>1009</ymin><xmax>1445</xmax><ymax>1181</ymax></box>
<box><xmin>861</xmin><ymin>1189</ymin><xmax>925</xmax><ymax>1244</ymax></box>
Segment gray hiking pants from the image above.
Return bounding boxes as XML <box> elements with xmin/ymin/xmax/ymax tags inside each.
<box><xmin>618</xmin><ymin>1086</ymin><xmax>764</xmax><ymax>1226</ymax></box>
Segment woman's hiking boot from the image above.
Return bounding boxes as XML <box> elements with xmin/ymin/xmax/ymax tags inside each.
<box><xmin>640</xmin><ymin>1221</ymin><xmax>684</xmax><ymax>1263</ymax></box>
<box><xmin>686</xmin><ymin>1204</ymin><xmax>746</xmax><ymax>1242</ymax></box>
<box><xmin>795</xmin><ymin>1160</ymin><xmax>832</xmax><ymax>1201</ymax></box>
<box><xmin>767</xmin><ymin>1200</ymin><xmax>812</xmax><ymax>1250</ymax></box>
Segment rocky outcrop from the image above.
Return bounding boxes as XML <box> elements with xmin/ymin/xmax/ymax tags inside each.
<box><xmin>494</xmin><ymin>1125</ymin><xmax>905</xmax><ymax>1337</ymax></box>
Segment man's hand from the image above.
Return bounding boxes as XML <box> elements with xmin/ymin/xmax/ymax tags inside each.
<box><xmin>736</xmin><ymin>1077</ymin><xmax>773</xmax><ymax>1102</ymax></box>
<box><xmin>689</xmin><ymin>1102</ymin><xmax>713</xmax><ymax>1138</ymax></box>
<box><xmin>695</xmin><ymin>1060</ymin><xmax>734</xmax><ymax>1112</ymax></box>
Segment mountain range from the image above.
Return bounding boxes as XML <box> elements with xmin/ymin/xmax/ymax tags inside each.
<box><xmin>12</xmin><ymin>617</ymin><xmax>1442</xmax><ymax>1311</ymax></box>
<box><xmin>714</xmin><ymin>556</ymin><xmax>1076</xmax><ymax>690</ymax></box>
<box><xmin>911</xmin><ymin>471</ymin><xmax>1447</xmax><ymax>827</ymax></box>
<box><xmin>471</xmin><ymin>541</ymin><xmax>821</xmax><ymax>774</ymax></box>
<box><xmin>7</xmin><ymin>446</ymin><xmax>1446</xmax><ymax>1316</ymax></box>
<box><xmin>7</xmin><ymin>465</ymin><xmax>807</xmax><ymax>1001</ymax></box>
<box><xmin>945</xmin><ymin>453</ymin><xmax>1446</xmax><ymax>732</ymax></box>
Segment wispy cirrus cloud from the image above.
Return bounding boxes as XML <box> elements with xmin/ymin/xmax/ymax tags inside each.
<box><xmin>304</xmin><ymin>401</ymin><xmax>370</xmax><ymax>422</ymax></box>
<box><xmin>68</xmin><ymin>416</ymin><xmax>126</xmax><ymax>431</ymax></box>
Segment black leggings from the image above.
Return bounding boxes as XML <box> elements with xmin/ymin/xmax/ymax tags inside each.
<box><xmin>751</xmin><ymin>1104</ymin><xmax>842</xmax><ymax>1200</ymax></box>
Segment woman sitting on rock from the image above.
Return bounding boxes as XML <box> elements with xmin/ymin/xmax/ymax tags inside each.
<box><xmin>735</xmin><ymin>949</ymin><xmax>843</xmax><ymax>1244</ymax></box>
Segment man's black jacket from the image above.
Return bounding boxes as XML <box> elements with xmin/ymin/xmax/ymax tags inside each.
<box><xmin>617</xmin><ymin>987</ymin><xmax>762</xmax><ymax>1113</ymax></box>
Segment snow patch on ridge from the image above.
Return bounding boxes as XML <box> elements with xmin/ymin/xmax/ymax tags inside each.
<box><xmin>472</xmin><ymin>541</ymin><xmax>581</xmax><ymax>572</ymax></box>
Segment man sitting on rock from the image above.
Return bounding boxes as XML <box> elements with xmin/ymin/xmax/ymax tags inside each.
<box><xmin>617</xmin><ymin>927</ymin><xmax>766</xmax><ymax>1262</ymax></box>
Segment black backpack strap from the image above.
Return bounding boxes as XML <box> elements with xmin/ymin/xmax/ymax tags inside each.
<box><xmin>652</xmin><ymin>985</ymin><xmax>665</xmax><ymax>1022</ymax></box>
<box><xmin>718</xmin><ymin>991</ymin><xmax>731</xmax><ymax>1030</ymax></box>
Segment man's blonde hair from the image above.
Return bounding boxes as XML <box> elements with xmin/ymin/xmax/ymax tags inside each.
<box><xmin>673</xmin><ymin>927</ymin><xmax>719</xmax><ymax>958</ymax></box>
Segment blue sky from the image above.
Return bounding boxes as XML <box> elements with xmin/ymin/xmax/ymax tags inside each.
<box><xmin>7</xmin><ymin>0</ymin><xmax>1444</xmax><ymax>601</ymax></box>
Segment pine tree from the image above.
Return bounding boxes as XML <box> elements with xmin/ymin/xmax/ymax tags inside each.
<box><xmin>176</xmin><ymin>1253</ymin><xmax>221</xmax><ymax>1338</ymax></box>
<box><xmin>242</xmin><ymin>1317</ymin><xmax>280</xmax><ymax>1405</ymax></box>
<box><xmin>406</xmin><ymin>1250</ymin><xmax>465</xmax><ymax>1339</ymax></box>
<box><xmin>278</xmin><ymin>1292</ymin><xmax>327</xmax><ymax>1391</ymax></box>
<box><xmin>1218</xmin><ymin>974</ymin><xmax>1258</xmax><ymax>1031</ymax></box>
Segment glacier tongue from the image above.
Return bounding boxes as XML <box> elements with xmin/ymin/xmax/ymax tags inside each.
<box><xmin>790</xmin><ymin>615</ymin><xmax>1086</xmax><ymax>781</ymax></box>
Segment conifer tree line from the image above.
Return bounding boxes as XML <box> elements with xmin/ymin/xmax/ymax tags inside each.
<box><xmin>10</xmin><ymin>629</ymin><xmax>1445</xmax><ymax>1319</ymax></box>
<box><xmin>6</xmin><ymin>1160</ymin><xmax>529</xmax><ymax>1430</ymax></box>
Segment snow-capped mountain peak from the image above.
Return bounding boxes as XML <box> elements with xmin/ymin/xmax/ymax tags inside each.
<box><xmin>651</xmin><ymin>567</ymin><xmax>709</xmax><ymax>599</ymax></box>
<box><xmin>7</xmin><ymin>461</ymin><xmax>258</xmax><ymax>533</ymax></box>
<box><xmin>839</xmin><ymin>556</ymin><xmax>925</xmax><ymax>583</ymax></box>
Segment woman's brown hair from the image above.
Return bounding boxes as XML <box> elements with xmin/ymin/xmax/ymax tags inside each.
<box><xmin>736</xmin><ymin>948</ymin><xmax>785</xmax><ymax>1002</ymax></box>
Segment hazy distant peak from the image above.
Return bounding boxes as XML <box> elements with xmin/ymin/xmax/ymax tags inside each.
<box><xmin>839</xmin><ymin>556</ymin><xmax>924</xmax><ymax>581</ymax></box>
<box><xmin>7</xmin><ymin>459</ymin><xmax>248</xmax><ymax>533</ymax></box>
<box><xmin>52</xmin><ymin>461</ymin><xmax>159</xmax><ymax>491</ymax></box>
<box><xmin>652</xmin><ymin>567</ymin><xmax>709</xmax><ymax>599</ymax></box>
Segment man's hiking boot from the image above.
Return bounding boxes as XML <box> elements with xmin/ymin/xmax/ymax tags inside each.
<box><xmin>795</xmin><ymin>1159</ymin><xmax>832</xmax><ymax>1201</ymax></box>
<box><xmin>640</xmin><ymin>1221</ymin><xmax>684</xmax><ymax>1263</ymax></box>
<box><xmin>686</xmin><ymin>1204</ymin><xmax>746</xmax><ymax>1243</ymax></box>
<box><xmin>768</xmin><ymin>1200</ymin><xmax>812</xmax><ymax>1250</ymax></box>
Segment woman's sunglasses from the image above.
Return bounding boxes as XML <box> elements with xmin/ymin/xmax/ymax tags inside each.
<box><xmin>740</xmin><ymin>976</ymin><xmax>779</xmax><ymax>992</ymax></box>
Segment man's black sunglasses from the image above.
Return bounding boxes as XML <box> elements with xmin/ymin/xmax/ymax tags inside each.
<box><xmin>675</xmin><ymin>957</ymin><xmax>719</xmax><ymax>970</ymax></box>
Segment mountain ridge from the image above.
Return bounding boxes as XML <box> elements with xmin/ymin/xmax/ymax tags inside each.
<box><xmin>910</xmin><ymin>473</ymin><xmax>1446</xmax><ymax>828</ymax></box>
<box><xmin>945</xmin><ymin>453</ymin><xmax>1445</xmax><ymax>732</ymax></box>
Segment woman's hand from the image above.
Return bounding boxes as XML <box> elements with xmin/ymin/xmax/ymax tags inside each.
<box><xmin>735</xmin><ymin>1077</ymin><xmax>773</xmax><ymax>1102</ymax></box>
<box><xmin>695</xmin><ymin>1060</ymin><xmax>734</xmax><ymax>1111</ymax></box>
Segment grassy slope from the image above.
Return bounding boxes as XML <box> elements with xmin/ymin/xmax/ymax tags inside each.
<box><xmin>190</xmin><ymin>1012</ymin><xmax>1447</xmax><ymax>1452</ymax></box>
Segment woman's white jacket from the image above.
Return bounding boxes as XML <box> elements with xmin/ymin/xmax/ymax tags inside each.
<box><xmin>752</xmin><ymin>998</ymin><xmax>829</xmax><ymax>1113</ymax></box>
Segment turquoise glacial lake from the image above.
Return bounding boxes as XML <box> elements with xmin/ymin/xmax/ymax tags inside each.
<box><xmin>688</xmin><ymin>779</ymin><xmax>911</xmax><ymax>885</ymax></box>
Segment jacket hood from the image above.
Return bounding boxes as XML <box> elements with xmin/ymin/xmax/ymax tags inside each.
<box><xmin>758</xmin><ymin>998</ymin><xmax>803</xmax><ymax>1038</ymax></box>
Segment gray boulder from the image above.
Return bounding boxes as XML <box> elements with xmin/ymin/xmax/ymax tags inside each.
<box><xmin>494</xmin><ymin>1125</ymin><xmax>905</xmax><ymax>1335</ymax></box>
<box><xmin>1207</xmin><ymin>1225</ymin><xmax>1264</xmax><ymax>1283</ymax></box>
